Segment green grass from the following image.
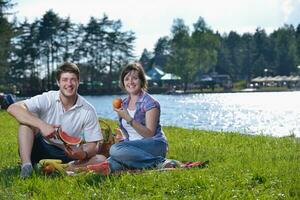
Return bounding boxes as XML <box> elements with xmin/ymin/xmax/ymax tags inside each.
<box><xmin>0</xmin><ymin>111</ymin><xmax>299</xmax><ymax>199</ymax></box>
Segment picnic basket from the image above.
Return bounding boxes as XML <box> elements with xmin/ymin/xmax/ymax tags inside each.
<box><xmin>97</xmin><ymin>119</ymin><xmax>116</xmax><ymax>157</ymax></box>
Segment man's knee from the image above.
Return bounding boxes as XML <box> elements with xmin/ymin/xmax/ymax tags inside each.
<box><xmin>90</xmin><ymin>154</ymin><xmax>106</xmax><ymax>164</ymax></box>
<box><xmin>18</xmin><ymin>124</ymin><xmax>38</xmax><ymax>135</ymax></box>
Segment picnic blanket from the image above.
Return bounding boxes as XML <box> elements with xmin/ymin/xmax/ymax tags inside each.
<box><xmin>74</xmin><ymin>159</ymin><xmax>208</xmax><ymax>175</ymax></box>
<box><xmin>114</xmin><ymin>159</ymin><xmax>209</xmax><ymax>175</ymax></box>
<box><xmin>35</xmin><ymin>122</ymin><xmax>209</xmax><ymax>176</ymax></box>
<box><xmin>35</xmin><ymin>159</ymin><xmax>209</xmax><ymax>176</ymax></box>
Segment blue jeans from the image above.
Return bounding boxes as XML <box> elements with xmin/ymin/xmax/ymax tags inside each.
<box><xmin>107</xmin><ymin>138</ymin><xmax>167</xmax><ymax>172</ymax></box>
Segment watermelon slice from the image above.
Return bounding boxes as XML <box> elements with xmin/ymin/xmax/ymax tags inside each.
<box><xmin>58</xmin><ymin>130</ymin><xmax>82</xmax><ymax>145</ymax></box>
<box><xmin>87</xmin><ymin>161</ymin><xmax>110</xmax><ymax>175</ymax></box>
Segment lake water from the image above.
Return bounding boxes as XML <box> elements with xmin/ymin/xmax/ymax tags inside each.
<box><xmin>85</xmin><ymin>91</ymin><xmax>300</xmax><ymax>137</ymax></box>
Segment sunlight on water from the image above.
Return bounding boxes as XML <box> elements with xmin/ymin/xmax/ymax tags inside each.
<box><xmin>158</xmin><ymin>92</ymin><xmax>300</xmax><ymax>137</ymax></box>
<box><xmin>85</xmin><ymin>91</ymin><xmax>300</xmax><ymax>137</ymax></box>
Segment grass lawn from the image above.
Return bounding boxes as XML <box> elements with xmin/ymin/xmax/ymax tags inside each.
<box><xmin>0</xmin><ymin>111</ymin><xmax>299</xmax><ymax>199</ymax></box>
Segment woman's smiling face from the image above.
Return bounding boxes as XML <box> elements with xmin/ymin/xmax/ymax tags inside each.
<box><xmin>123</xmin><ymin>70</ymin><xmax>142</xmax><ymax>95</ymax></box>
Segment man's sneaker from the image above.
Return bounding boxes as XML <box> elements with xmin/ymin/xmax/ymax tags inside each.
<box><xmin>20</xmin><ymin>163</ymin><xmax>33</xmax><ymax>178</ymax></box>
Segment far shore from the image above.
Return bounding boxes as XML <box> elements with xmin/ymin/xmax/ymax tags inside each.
<box><xmin>11</xmin><ymin>86</ymin><xmax>299</xmax><ymax>98</ymax></box>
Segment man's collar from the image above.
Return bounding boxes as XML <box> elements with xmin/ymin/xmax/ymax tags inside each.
<box><xmin>56</xmin><ymin>91</ymin><xmax>83</xmax><ymax>109</ymax></box>
<box><xmin>74</xmin><ymin>94</ymin><xmax>83</xmax><ymax>108</ymax></box>
<box><xmin>55</xmin><ymin>91</ymin><xmax>60</xmax><ymax>102</ymax></box>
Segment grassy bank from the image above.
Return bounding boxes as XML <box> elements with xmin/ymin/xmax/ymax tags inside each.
<box><xmin>0</xmin><ymin>111</ymin><xmax>299</xmax><ymax>199</ymax></box>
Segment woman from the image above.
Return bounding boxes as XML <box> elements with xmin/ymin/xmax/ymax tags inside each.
<box><xmin>92</xmin><ymin>62</ymin><xmax>168</xmax><ymax>174</ymax></box>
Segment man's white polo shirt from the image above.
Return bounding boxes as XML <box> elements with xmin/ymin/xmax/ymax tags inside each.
<box><xmin>23</xmin><ymin>90</ymin><xmax>102</xmax><ymax>144</ymax></box>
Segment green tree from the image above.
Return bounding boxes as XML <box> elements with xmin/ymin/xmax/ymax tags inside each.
<box><xmin>166</xmin><ymin>18</ymin><xmax>194</xmax><ymax>91</ymax></box>
<box><xmin>223</xmin><ymin>31</ymin><xmax>245</xmax><ymax>80</ymax></box>
<box><xmin>139</xmin><ymin>49</ymin><xmax>153</xmax><ymax>72</ymax></box>
<box><xmin>240</xmin><ymin>33</ymin><xmax>255</xmax><ymax>80</ymax></box>
<box><xmin>153</xmin><ymin>36</ymin><xmax>170</xmax><ymax>68</ymax></box>
<box><xmin>251</xmin><ymin>28</ymin><xmax>274</xmax><ymax>77</ymax></box>
<box><xmin>9</xmin><ymin>20</ymin><xmax>42</xmax><ymax>95</ymax></box>
<box><xmin>191</xmin><ymin>17</ymin><xmax>220</xmax><ymax>74</ymax></box>
<box><xmin>59</xmin><ymin>17</ymin><xmax>76</xmax><ymax>62</ymax></box>
<box><xmin>295</xmin><ymin>24</ymin><xmax>300</xmax><ymax>67</ymax></box>
<box><xmin>0</xmin><ymin>0</ymin><xmax>14</xmax><ymax>88</ymax></box>
<box><xmin>105</xmin><ymin>19</ymin><xmax>135</xmax><ymax>90</ymax></box>
<box><xmin>37</xmin><ymin>10</ymin><xmax>64</xmax><ymax>90</ymax></box>
<box><xmin>75</xmin><ymin>15</ymin><xmax>135</xmax><ymax>91</ymax></box>
<box><xmin>71</xmin><ymin>24</ymin><xmax>86</xmax><ymax>63</ymax></box>
<box><xmin>78</xmin><ymin>15</ymin><xmax>112</xmax><ymax>90</ymax></box>
<box><xmin>271</xmin><ymin>25</ymin><xmax>298</xmax><ymax>75</ymax></box>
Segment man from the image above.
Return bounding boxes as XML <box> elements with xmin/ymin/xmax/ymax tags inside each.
<box><xmin>8</xmin><ymin>62</ymin><xmax>104</xmax><ymax>178</ymax></box>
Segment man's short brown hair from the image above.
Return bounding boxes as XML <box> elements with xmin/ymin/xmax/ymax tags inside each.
<box><xmin>56</xmin><ymin>62</ymin><xmax>80</xmax><ymax>81</ymax></box>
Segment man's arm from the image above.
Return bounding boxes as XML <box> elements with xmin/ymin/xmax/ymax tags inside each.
<box><xmin>84</xmin><ymin>142</ymin><xmax>98</xmax><ymax>158</ymax></box>
<box><xmin>7</xmin><ymin>102</ymin><xmax>57</xmax><ymax>138</ymax></box>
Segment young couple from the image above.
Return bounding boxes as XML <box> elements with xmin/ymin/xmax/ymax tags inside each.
<box><xmin>8</xmin><ymin>62</ymin><xmax>168</xmax><ymax>178</ymax></box>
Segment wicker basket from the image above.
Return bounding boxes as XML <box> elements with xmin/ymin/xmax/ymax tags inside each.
<box><xmin>97</xmin><ymin>119</ymin><xmax>116</xmax><ymax>157</ymax></box>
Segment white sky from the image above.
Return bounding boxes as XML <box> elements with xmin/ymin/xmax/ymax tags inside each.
<box><xmin>12</xmin><ymin>0</ymin><xmax>300</xmax><ymax>57</ymax></box>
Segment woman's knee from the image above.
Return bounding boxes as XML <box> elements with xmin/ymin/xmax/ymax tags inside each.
<box><xmin>109</xmin><ymin>143</ymin><xmax>126</xmax><ymax>158</ymax></box>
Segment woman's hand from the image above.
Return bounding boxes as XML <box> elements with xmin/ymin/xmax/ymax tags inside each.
<box><xmin>113</xmin><ymin>107</ymin><xmax>132</xmax><ymax>122</ymax></box>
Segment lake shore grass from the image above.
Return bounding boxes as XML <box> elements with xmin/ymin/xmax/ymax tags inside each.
<box><xmin>0</xmin><ymin>111</ymin><xmax>299</xmax><ymax>199</ymax></box>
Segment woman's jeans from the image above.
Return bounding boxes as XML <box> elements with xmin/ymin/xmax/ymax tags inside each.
<box><xmin>107</xmin><ymin>138</ymin><xmax>167</xmax><ymax>172</ymax></box>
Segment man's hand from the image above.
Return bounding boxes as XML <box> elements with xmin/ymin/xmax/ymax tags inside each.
<box><xmin>64</xmin><ymin>145</ymin><xmax>87</xmax><ymax>160</ymax></box>
<box><xmin>40</xmin><ymin>124</ymin><xmax>60</xmax><ymax>139</ymax></box>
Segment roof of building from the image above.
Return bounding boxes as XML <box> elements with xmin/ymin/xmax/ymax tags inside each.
<box><xmin>146</xmin><ymin>66</ymin><xmax>181</xmax><ymax>81</ymax></box>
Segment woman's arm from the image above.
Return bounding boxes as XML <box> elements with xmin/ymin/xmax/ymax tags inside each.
<box><xmin>126</xmin><ymin>108</ymin><xmax>159</xmax><ymax>138</ymax></box>
<box><xmin>114</xmin><ymin>107</ymin><xmax>159</xmax><ymax>138</ymax></box>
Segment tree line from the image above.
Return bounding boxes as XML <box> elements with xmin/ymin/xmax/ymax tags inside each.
<box><xmin>1</xmin><ymin>1</ymin><xmax>135</xmax><ymax>95</ymax></box>
<box><xmin>1</xmin><ymin>0</ymin><xmax>300</xmax><ymax>95</ymax></box>
<box><xmin>141</xmin><ymin>18</ymin><xmax>300</xmax><ymax>91</ymax></box>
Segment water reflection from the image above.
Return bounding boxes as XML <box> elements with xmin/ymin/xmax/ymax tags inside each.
<box><xmin>85</xmin><ymin>91</ymin><xmax>300</xmax><ymax>137</ymax></box>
